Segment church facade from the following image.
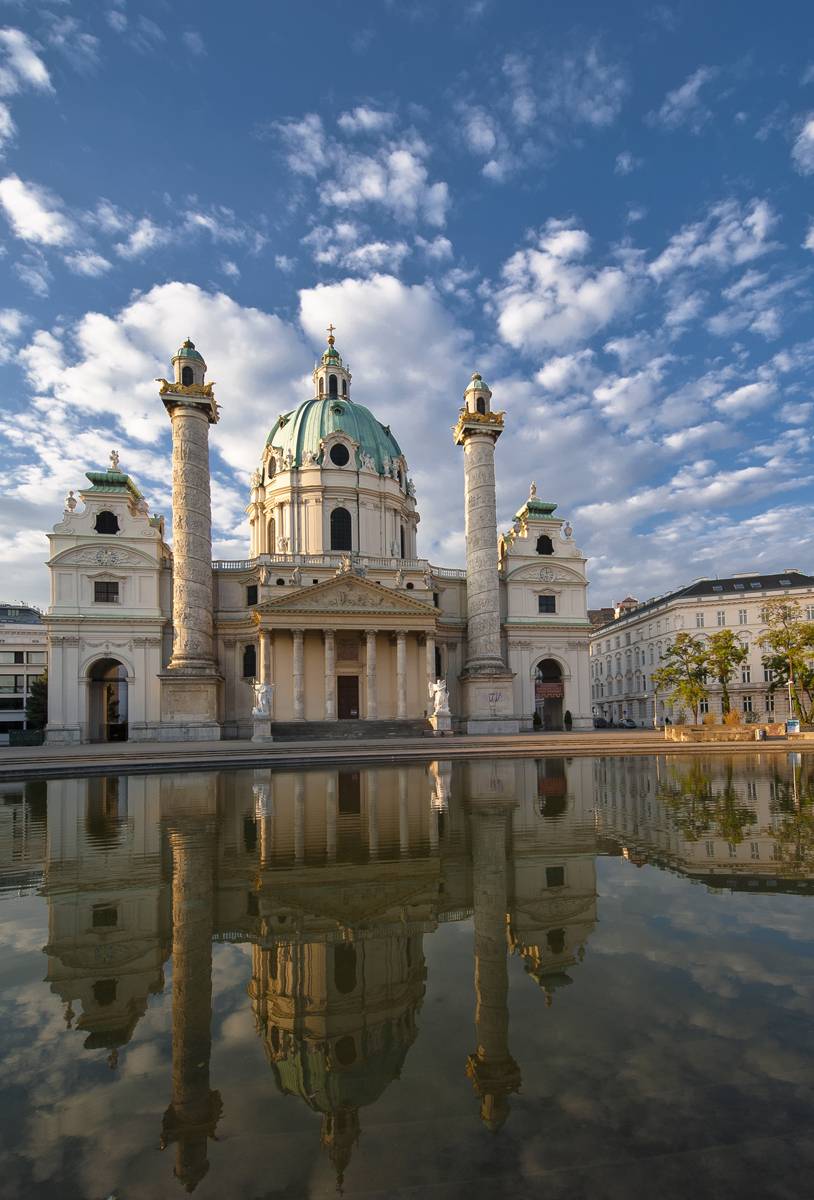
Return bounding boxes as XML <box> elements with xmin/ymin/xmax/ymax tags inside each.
<box><xmin>44</xmin><ymin>331</ymin><xmax>592</xmax><ymax>743</ymax></box>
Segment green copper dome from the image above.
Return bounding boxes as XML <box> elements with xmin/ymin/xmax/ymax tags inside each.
<box><xmin>173</xmin><ymin>338</ymin><xmax>204</xmax><ymax>362</ymax></box>
<box><xmin>266</xmin><ymin>397</ymin><xmax>403</xmax><ymax>475</ymax></box>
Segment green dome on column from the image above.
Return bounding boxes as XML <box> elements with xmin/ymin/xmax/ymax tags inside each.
<box><xmin>266</xmin><ymin>396</ymin><xmax>404</xmax><ymax>475</ymax></box>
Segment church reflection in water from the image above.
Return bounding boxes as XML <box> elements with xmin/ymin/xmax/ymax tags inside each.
<box><xmin>3</xmin><ymin>751</ymin><xmax>811</xmax><ymax>1191</ymax></box>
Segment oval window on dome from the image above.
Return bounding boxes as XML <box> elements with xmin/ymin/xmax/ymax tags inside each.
<box><xmin>330</xmin><ymin>443</ymin><xmax>350</xmax><ymax>467</ymax></box>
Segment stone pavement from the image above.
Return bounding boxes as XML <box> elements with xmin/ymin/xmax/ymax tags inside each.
<box><xmin>0</xmin><ymin>728</ymin><xmax>807</xmax><ymax>781</ymax></box>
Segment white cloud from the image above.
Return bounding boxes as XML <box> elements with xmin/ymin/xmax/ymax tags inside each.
<box><xmin>337</xmin><ymin>106</ymin><xmax>394</xmax><ymax>134</ymax></box>
<box><xmin>648</xmin><ymin>66</ymin><xmax>717</xmax><ymax>133</ymax></box>
<box><xmin>113</xmin><ymin>217</ymin><xmax>170</xmax><ymax>258</ymax></box>
<box><xmin>791</xmin><ymin>116</ymin><xmax>814</xmax><ymax>174</ymax></box>
<box><xmin>495</xmin><ymin>219</ymin><xmax>639</xmax><ymax>352</ymax></box>
<box><xmin>275</xmin><ymin>254</ymin><xmax>295</xmax><ymax>273</ymax></box>
<box><xmin>182</xmin><ymin>30</ymin><xmax>206</xmax><ymax>56</ymax></box>
<box><xmin>64</xmin><ymin>250</ymin><xmax>112</xmax><ymax>277</ymax></box>
<box><xmin>804</xmin><ymin>222</ymin><xmax>814</xmax><ymax>252</ymax></box>
<box><xmin>615</xmin><ymin>151</ymin><xmax>641</xmax><ymax>175</ymax></box>
<box><xmin>107</xmin><ymin>11</ymin><xmax>127</xmax><ymax>34</ymax></box>
<box><xmin>0</xmin><ymin>305</ymin><xmax>24</xmax><ymax>362</ymax></box>
<box><xmin>415</xmin><ymin>234</ymin><xmax>452</xmax><ymax>261</ymax></box>
<box><xmin>0</xmin><ymin>100</ymin><xmax>14</xmax><ymax>153</ymax></box>
<box><xmin>14</xmin><ymin>253</ymin><xmax>50</xmax><ymax>295</ymax></box>
<box><xmin>0</xmin><ymin>28</ymin><xmax>52</xmax><ymax>96</ymax></box>
<box><xmin>662</xmin><ymin>421</ymin><xmax>728</xmax><ymax>452</ymax></box>
<box><xmin>540</xmin><ymin>43</ymin><xmax>627</xmax><ymax>128</ymax></box>
<box><xmin>503</xmin><ymin>54</ymin><xmax>536</xmax><ymax>127</ymax></box>
<box><xmin>276</xmin><ymin>113</ymin><xmax>450</xmax><ymax>226</ymax></box>
<box><xmin>649</xmin><ymin>198</ymin><xmax>779</xmax><ymax>280</ymax></box>
<box><xmin>535</xmin><ymin>349</ymin><xmax>597</xmax><ymax>394</ymax></box>
<box><xmin>46</xmin><ymin>16</ymin><xmax>99</xmax><ymax>73</ymax></box>
<box><xmin>221</xmin><ymin>259</ymin><xmax>240</xmax><ymax>279</ymax></box>
<box><xmin>714</xmin><ymin>380</ymin><xmax>776</xmax><ymax>414</ymax></box>
<box><xmin>0</xmin><ymin>175</ymin><xmax>74</xmax><ymax>245</ymax></box>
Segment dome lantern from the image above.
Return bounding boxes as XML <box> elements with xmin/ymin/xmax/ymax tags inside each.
<box><xmin>171</xmin><ymin>337</ymin><xmax>207</xmax><ymax>389</ymax></box>
<box><xmin>312</xmin><ymin>323</ymin><xmax>352</xmax><ymax>401</ymax></box>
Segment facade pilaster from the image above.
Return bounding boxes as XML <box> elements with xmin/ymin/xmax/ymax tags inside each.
<box><xmin>292</xmin><ymin>629</ymin><xmax>305</xmax><ymax>720</ymax></box>
<box><xmin>324</xmin><ymin>629</ymin><xmax>337</xmax><ymax>720</ymax></box>
<box><xmin>396</xmin><ymin>631</ymin><xmax>407</xmax><ymax>719</ymax></box>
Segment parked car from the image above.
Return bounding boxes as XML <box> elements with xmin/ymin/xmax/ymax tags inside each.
<box><xmin>618</xmin><ymin>718</ymin><xmax>637</xmax><ymax>729</ymax></box>
<box><xmin>593</xmin><ymin>716</ymin><xmax>610</xmax><ymax>728</ymax></box>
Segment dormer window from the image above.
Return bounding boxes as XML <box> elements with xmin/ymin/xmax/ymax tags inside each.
<box><xmin>329</xmin><ymin>373</ymin><xmax>338</xmax><ymax>398</ymax></box>
<box><xmin>181</xmin><ymin>365</ymin><xmax>194</xmax><ymax>386</ymax></box>
<box><xmin>94</xmin><ymin>511</ymin><xmax>119</xmax><ymax>535</ymax></box>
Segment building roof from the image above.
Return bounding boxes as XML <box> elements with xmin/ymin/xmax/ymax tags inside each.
<box><xmin>84</xmin><ymin>466</ymin><xmax>143</xmax><ymax>500</ymax></box>
<box><xmin>0</xmin><ymin>603</ymin><xmax>43</xmax><ymax>624</ymax></box>
<box><xmin>173</xmin><ymin>337</ymin><xmax>205</xmax><ymax>362</ymax></box>
<box><xmin>595</xmin><ymin>570</ymin><xmax>814</xmax><ymax>630</ymax></box>
<box><xmin>266</xmin><ymin>396</ymin><xmax>404</xmax><ymax>476</ymax></box>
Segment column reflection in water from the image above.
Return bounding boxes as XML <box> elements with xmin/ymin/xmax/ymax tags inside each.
<box><xmin>160</xmin><ymin>774</ymin><xmax>222</xmax><ymax>1193</ymax></box>
<box><xmin>463</xmin><ymin>761</ymin><xmax>522</xmax><ymax>1131</ymax></box>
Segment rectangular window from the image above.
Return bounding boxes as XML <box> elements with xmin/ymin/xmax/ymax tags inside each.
<box><xmin>742</xmin><ymin>665</ymin><xmax>751</xmax><ymax>684</ymax></box>
<box><xmin>546</xmin><ymin>865</ymin><xmax>565</xmax><ymax>888</ymax></box>
<box><xmin>766</xmin><ymin>692</ymin><xmax>775</xmax><ymax>713</ymax></box>
<box><xmin>92</xmin><ymin>904</ymin><xmax>118</xmax><ymax>929</ymax></box>
<box><xmin>0</xmin><ymin>698</ymin><xmax>24</xmax><ymax>710</ymax></box>
<box><xmin>538</xmin><ymin>595</ymin><xmax>556</xmax><ymax>614</ymax></box>
<box><xmin>94</xmin><ymin>581</ymin><xmax>119</xmax><ymax>603</ymax></box>
<box><xmin>696</xmin><ymin>612</ymin><xmax>705</xmax><ymax>628</ymax></box>
<box><xmin>717</xmin><ymin>610</ymin><xmax>726</xmax><ymax>626</ymax></box>
<box><xmin>738</xmin><ymin>609</ymin><xmax>748</xmax><ymax>624</ymax></box>
<box><xmin>433</xmin><ymin>592</ymin><xmax>440</xmax><ymax>608</ymax></box>
<box><xmin>246</xmin><ymin>583</ymin><xmax>258</xmax><ymax>606</ymax></box>
<box><xmin>0</xmin><ymin>675</ymin><xmax>23</xmax><ymax>693</ymax></box>
<box><xmin>764</xmin><ymin>666</ymin><xmax>774</xmax><ymax>683</ymax></box>
<box><xmin>743</xmin><ymin>694</ymin><xmax>753</xmax><ymax>713</ymax></box>
<box><xmin>0</xmin><ymin>651</ymin><xmax>25</xmax><ymax>665</ymax></box>
<box><xmin>706</xmin><ymin>840</ymin><xmax>715</xmax><ymax>857</ymax></box>
<box><xmin>728</xmin><ymin>843</ymin><xmax>738</xmax><ymax>858</ymax></box>
<box><xmin>806</xmin><ymin>606</ymin><xmax>814</xmax><ymax>622</ymax></box>
<box><xmin>700</xmin><ymin>698</ymin><xmax>709</xmax><ymax>715</ymax></box>
<box><xmin>27</xmin><ymin>651</ymin><xmax>46</xmax><ymax>664</ymax></box>
<box><xmin>750</xmin><ymin>841</ymin><xmax>760</xmax><ymax>860</ymax></box>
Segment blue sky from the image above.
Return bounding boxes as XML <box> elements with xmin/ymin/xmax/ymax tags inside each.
<box><xmin>1</xmin><ymin>0</ymin><xmax>814</xmax><ymax>609</ymax></box>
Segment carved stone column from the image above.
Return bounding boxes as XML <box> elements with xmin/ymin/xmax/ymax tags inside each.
<box><xmin>396</xmin><ymin>631</ymin><xmax>407</xmax><ymax>719</ymax></box>
<box><xmin>365</xmin><ymin>630</ymin><xmax>378</xmax><ymax>719</ymax></box>
<box><xmin>324</xmin><ymin>629</ymin><xmax>336</xmax><ymax>721</ymax></box>
<box><xmin>292</xmin><ymin>629</ymin><xmax>305</xmax><ymax>720</ymax></box>
<box><xmin>425</xmin><ymin>633</ymin><xmax>436</xmax><ymax>705</ymax></box>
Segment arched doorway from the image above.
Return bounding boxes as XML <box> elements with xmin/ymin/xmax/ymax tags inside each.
<box><xmin>534</xmin><ymin>659</ymin><xmax>564</xmax><ymax>731</ymax></box>
<box><xmin>87</xmin><ymin>658</ymin><xmax>128</xmax><ymax>742</ymax></box>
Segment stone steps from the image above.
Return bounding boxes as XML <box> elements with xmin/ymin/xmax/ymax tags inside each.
<box><xmin>269</xmin><ymin>719</ymin><xmax>432</xmax><ymax>741</ymax></box>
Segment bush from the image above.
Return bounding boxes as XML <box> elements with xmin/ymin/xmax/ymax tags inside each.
<box><xmin>702</xmin><ymin>712</ymin><xmax>717</xmax><ymax>726</ymax></box>
<box><xmin>723</xmin><ymin>709</ymin><xmax>742</xmax><ymax>726</ymax></box>
<box><xmin>743</xmin><ymin>710</ymin><xmax>760</xmax><ymax>724</ymax></box>
<box><xmin>564</xmin><ymin>709</ymin><xmax>573</xmax><ymax>730</ymax></box>
<box><xmin>532</xmin><ymin>709</ymin><xmax>541</xmax><ymax>729</ymax></box>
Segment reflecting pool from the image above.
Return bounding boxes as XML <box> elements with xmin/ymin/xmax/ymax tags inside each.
<box><xmin>2</xmin><ymin>753</ymin><xmax>814</xmax><ymax>1198</ymax></box>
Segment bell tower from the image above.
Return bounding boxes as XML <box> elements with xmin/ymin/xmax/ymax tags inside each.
<box><xmin>312</xmin><ymin>324</ymin><xmax>352</xmax><ymax>401</ymax></box>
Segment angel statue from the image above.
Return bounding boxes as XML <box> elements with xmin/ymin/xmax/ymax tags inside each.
<box><xmin>252</xmin><ymin>680</ymin><xmax>273</xmax><ymax>718</ymax></box>
<box><xmin>428</xmin><ymin>678</ymin><xmax>450</xmax><ymax>715</ymax></box>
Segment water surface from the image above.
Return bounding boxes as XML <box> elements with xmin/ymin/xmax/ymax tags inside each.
<box><xmin>2</xmin><ymin>753</ymin><xmax>814</xmax><ymax>1198</ymax></box>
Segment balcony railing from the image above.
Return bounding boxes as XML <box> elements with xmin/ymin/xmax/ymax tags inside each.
<box><xmin>212</xmin><ymin>552</ymin><xmax>465</xmax><ymax>578</ymax></box>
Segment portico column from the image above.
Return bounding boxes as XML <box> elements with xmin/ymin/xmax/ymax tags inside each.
<box><xmin>259</xmin><ymin>630</ymin><xmax>272</xmax><ymax>685</ymax></box>
<box><xmin>425</xmin><ymin>633</ymin><xmax>436</xmax><ymax>706</ymax></box>
<box><xmin>292</xmin><ymin>629</ymin><xmax>305</xmax><ymax>720</ymax></box>
<box><xmin>324</xmin><ymin>629</ymin><xmax>336</xmax><ymax>721</ymax></box>
<box><xmin>365</xmin><ymin>630</ymin><xmax>378</xmax><ymax>719</ymax></box>
<box><xmin>396</xmin><ymin>631</ymin><xmax>407</xmax><ymax>719</ymax></box>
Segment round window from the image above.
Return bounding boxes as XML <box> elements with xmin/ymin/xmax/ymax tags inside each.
<box><xmin>330</xmin><ymin>443</ymin><xmax>350</xmax><ymax>467</ymax></box>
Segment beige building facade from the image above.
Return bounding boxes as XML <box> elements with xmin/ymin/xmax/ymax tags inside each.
<box><xmin>44</xmin><ymin>331</ymin><xmax>592</xmax><ymax>742</ymax></box>
<box><xmin>589</xmin><ymin>570</ymin><xmax>814</xmax><ymax>727</ymax></box>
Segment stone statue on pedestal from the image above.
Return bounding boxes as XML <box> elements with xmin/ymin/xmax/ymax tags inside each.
<box><xmin>252</xmin><ymin>681</ymin><xmax>273</xmax><ymax>718</ymax></box>
<box><xmin>428</xmin><ymin>678</ymin><xmax>451</xmax><ymax>715</ymax></box>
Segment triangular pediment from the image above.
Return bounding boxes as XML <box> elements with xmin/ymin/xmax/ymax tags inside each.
<box><xmin>257</xmin><ymin>573</ymin><xmax>437</xmax><ymax>617</ymax></box>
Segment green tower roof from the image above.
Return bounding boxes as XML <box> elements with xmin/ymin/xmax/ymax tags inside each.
<box><xmin>266</xmin><ymin>397</ymin><xmax>403</xmax><ymax>475</ymax></box>
<box><xmin>173</xmin><ymin>338</ymin><xmax>204</xmax><ymax>362</ymax></box>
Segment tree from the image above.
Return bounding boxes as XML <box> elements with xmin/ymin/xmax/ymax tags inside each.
<box><xmin>758</xmin><ymin>600</ymin><xmax>814</xmax><ymax>723</ymax></box>
<box><xmin>652</xmin><ymin>632</ymin><xmax>708</xmax><ymax>724</ymax></box>
<box><xmin>703</xmin><ymin>629</ymin><xmax>748</xmax><ymax>716</ymax></box>
<box><xmin>25</xmin><ymin>671</ymin><xmax>47</xmax><ymax>730</ymax></box>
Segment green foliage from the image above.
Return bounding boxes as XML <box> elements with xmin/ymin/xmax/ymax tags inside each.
<box><xmin>658</xmin><ymin>759</ymin><xmax>756</xmax><ymax>844</ymax></box>
<box><xmin>652</xmin><ymin>632</ymin><xmax>708</xmax><ymax>724</ymax></box>
<box><xmin>759</xmin><ymin>599</ymin><xmax>814</xmax><ymax>723</ymax></box>
<box><xmin>25</xmin><ymin>671</ymin><xmax>47</xmax><ymax>730</ymax></box>
<box><xmin>704</xmin><ymin>629</ymin><xmax>748</xmax><ymax>716</ymax></box>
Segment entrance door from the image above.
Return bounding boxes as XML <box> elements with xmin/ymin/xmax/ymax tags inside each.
<box><xmin>337</xmin><ymin>675</ymin><xmax>360</xmax><ymax>719</ymax></box>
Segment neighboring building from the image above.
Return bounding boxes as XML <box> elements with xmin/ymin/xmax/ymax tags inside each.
<box><xmin>589</xmin><ymin>570</ymin><xmax>814</xmax><ymax>726</ymax></box>
<box><xmin>0</xmin><ymin>602</ymin><xmax>47</xmax><ymax>742</ymax></box>
<box><xmin>44</xmin><ymin>331</ymin><xmax>592</xmax><ymax>743</ymax></box>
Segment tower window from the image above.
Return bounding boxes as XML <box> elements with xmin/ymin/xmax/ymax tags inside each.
<box><xmin>318</xmin><ymin>378</ymin><xmax>324</xmax><ymax>397</ymax></box>
<box><xmin>536</xmin><ymin>535</ymin><xmax>553</xmax><ymax>555</ymax></box>
<box><xmin>476</xmin><ymin>397</ymin><xmax>486</xmax><ymax>414</ymax></box>
<box><xmin>181</xmin><ymin>365</ymin><xmax>194</xmax><ymax>386</ymax></box>
<box><xmin>94</xmin><ymin>510</ymin><xmax>119</xmax><ymax>535</ymax></box>
<box><xmin>342</xmin><ymin>379</ymin><xmax>347</xmax><ymax>397</ymax></box>
<box><xmin>328</xmin><ymin>373</ymin><xmax>338</xmax><ymax>398</ymax></box>
<box><xmin>330</xmin><ymin>507</ymin><xmax>352</xmax><ymax>551</ymax></box>
<box><xmin>538</xmin><ymin>594</ymin><xmax>556</xmax><ymax>613</ymax></box>
<box><xmin>246</xmin><ymin>584</ymin><xmax>258</xmax><ymax>606</ymax></box>
<box><xmin>329</xmin><ymin>443</ymin><xmax>350</xmax><ymax>467</ymax></box>
<box><xmin>94</xmin><ymin>581</ymin><xmax>119</xmax><ymax>603</ymax></box>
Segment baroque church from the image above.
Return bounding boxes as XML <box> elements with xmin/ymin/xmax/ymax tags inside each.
<box><xmin>43</xmin><ymin>329</ymin><xmax>592</xmax><ymax>743</ymax></box>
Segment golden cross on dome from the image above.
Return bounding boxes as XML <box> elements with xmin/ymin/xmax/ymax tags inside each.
<box><xmin>326</xmin><ymin>322</ymin><xmax>336</xmax><ymax>345</ymax></box>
